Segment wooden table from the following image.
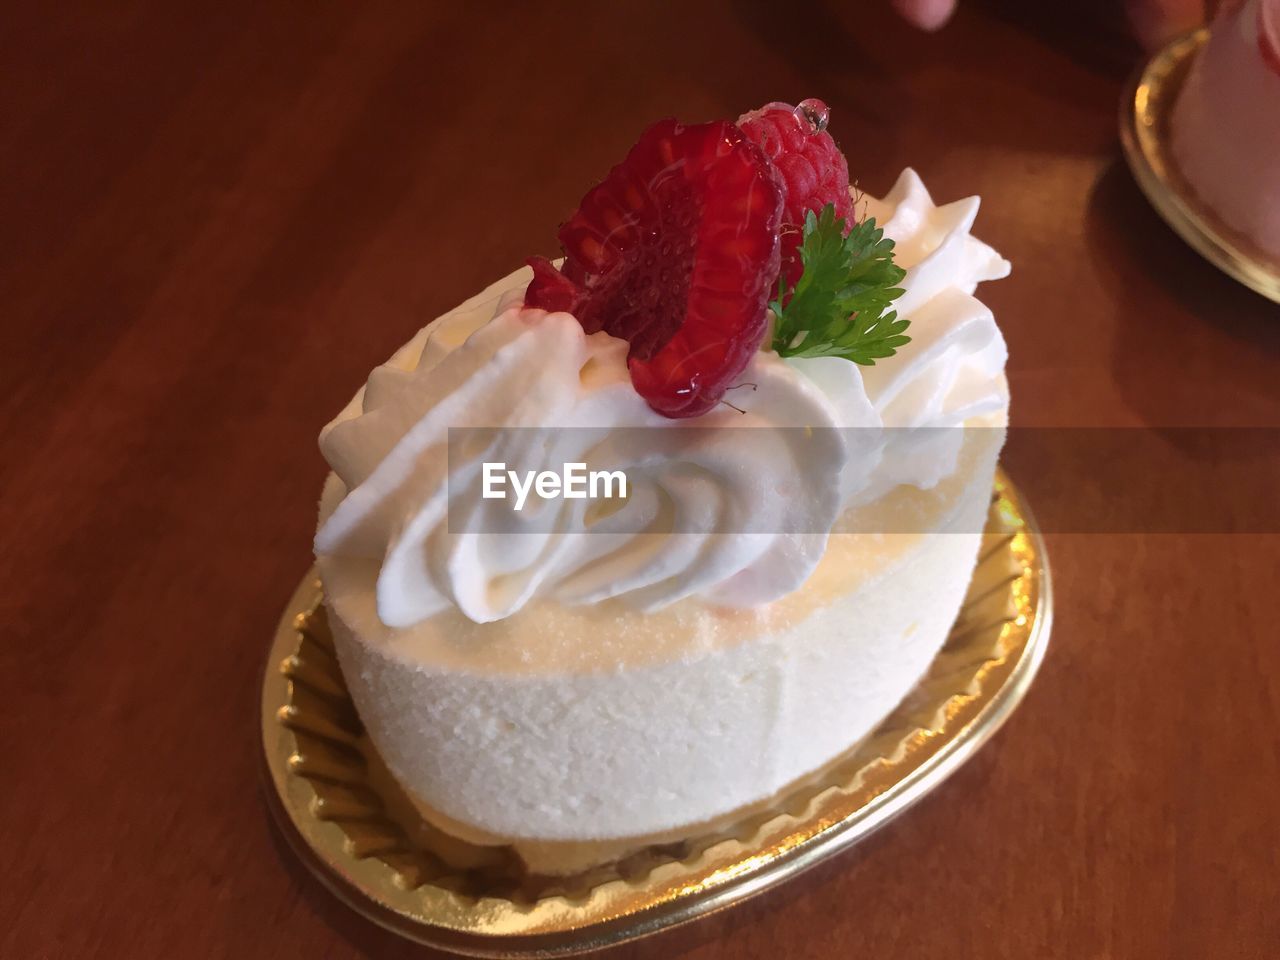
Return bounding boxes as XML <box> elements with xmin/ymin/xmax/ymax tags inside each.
<box><xmin>4</xmin><ymin>2</ymin><xmax>1277</xmax><ymax>957</ymax></box>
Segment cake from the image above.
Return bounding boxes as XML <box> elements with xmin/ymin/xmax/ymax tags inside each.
<box><xmin>1169</xmin><ymin>0</ymin><xmax>1280</xmax><ymax>259</ymax></box>
<box><xmin>314</xmin><ymin>101</ymin><xmax>1011</xmax><ymax>872</ymax></box>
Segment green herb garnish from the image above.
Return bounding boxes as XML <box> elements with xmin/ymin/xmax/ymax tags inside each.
<box><xmin>769</xmin><ymin>204</ymin><xmax>909</xmax><ymax>364</ymax></box>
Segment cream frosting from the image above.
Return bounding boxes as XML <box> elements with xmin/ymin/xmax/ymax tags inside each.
<box><xmin>315</xmin><ymin>169</ymin><xmax>1009</xmax><ymax>626</ymax></box>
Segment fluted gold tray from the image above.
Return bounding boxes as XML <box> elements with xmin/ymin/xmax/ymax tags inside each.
<box><xmin>1120</xmin><ymin>29</ymin><xmax>1280</xmax><ymax>303</ymax></box>
<box><xmin>261</xmin><ymin>471</ymin><xmax>1050</xmax><ymax>957</ymax></box>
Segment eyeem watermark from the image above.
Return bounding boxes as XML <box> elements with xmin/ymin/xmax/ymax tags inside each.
<box><xmin>482</xmin><ymin>462</ymin><xmax>628</xmax><ymax>512</ymax></box>
<box><xmin>449</xmin><ymin>427</ymin><xmax>1280</xmax><ymax>532</ymax></box>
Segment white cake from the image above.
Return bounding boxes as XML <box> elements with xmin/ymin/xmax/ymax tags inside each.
<box><xmin>1170</xmin><ymin>0</ymin><xmax>1280</xmax><ymax>259</ymax></box>
<box><xmin>314</xmin><ymin>169</ymin><xmax>1010</xmax><ymax>872</ymax></box>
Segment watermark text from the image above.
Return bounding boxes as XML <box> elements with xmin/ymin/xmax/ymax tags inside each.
<box><xmin>481</xmin><ymin>462</ymin><xmax>628</xmax><ymax>511</ymax></box>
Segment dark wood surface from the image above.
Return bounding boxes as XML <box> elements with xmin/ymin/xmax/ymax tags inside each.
<box><xmin>4</xmin><ymin>2</ymin><xmax>1278</xmax><ymax>958</ymax></box>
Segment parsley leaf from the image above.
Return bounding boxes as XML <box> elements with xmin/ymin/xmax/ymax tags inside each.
<box><xmin>769</xmin><ymin>204</ymin><xmax>909</xmax><ymax>365</ymax></box>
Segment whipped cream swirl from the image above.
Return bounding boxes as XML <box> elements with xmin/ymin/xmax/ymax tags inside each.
<box><xmin>315</xmin><ymin>169</ymin><xmax>1009</xmax><ymax>625</ymax></box>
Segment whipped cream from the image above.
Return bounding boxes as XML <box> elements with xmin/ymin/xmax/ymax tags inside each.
<box><xmin>315</xmin><ymin>169</ymin><xmax>1009</xmax><ymax>625</ymax></box>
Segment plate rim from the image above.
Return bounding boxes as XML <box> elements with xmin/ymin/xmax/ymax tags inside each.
<box><xmin>260</xmin><ymin>473</ymin><xmax>1052</xmax><ymax>958</ymax></box>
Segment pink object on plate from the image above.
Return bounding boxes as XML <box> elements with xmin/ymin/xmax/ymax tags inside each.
<box><xmin>1170</xmin><ymin>0</ymin><xmax>1280</xmax><ymax>259</ymax></box>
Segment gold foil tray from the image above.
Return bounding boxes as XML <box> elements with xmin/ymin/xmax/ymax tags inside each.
<box><xmin>261</xmin><ymin>472</ymin><xmax>1051</xmax><ymax>956</ymax></box>
<box><xmin>1119</xmin><ymin>29</ymin><xmax>1280</xmax><ymax>303</ymax></box>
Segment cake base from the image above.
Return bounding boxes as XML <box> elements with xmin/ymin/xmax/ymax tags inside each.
<box><xmin>260</xmin><ymin>471</ymin><xmax>1051</xmax><ymax>958</ymax></box>
<box><xmin>1119</xmin><ymin>29</ymin><xmax>1280</xmax><ymax>303</ymax></box>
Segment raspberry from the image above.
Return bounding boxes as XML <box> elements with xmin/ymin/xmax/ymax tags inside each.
<box><xmin>738</xmin><ymin>99</ymin><xmax>852</xmax><ymax>291</ymax></box>
<box><xmin>526</xmin><ymin>118</ymin><xmax>784</xmax><ymax>419</ymax></box>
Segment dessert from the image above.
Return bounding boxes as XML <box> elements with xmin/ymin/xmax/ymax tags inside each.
<box><xmin>1169</xmin><ymin>0</ymin><xmax>1280</xmax><ymax>259</ymax></box>
<box><xmin>314</xmin><ymin>101</ymin><xmax>1010</xmax><ymax>872</ymax></box>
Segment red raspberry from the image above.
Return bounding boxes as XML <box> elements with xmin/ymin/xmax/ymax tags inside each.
<box><xmin>526</xmin><ymin>118</ymin><xmax>784</xmax><ymax>419</ymax></box>
<box><xmin>738</xmin><ymin>99</ymin><xmax>852</xmax><ymax>291</ymax></box>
